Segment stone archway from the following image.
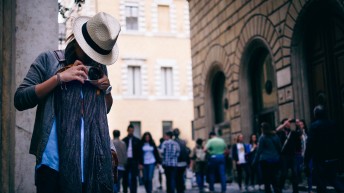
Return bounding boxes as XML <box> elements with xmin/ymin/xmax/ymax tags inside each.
<box><xmin>201</xmin><ymin>44</ymin><xmax>229</xmax><ymax>135</ymax></box>
<box><xmin>234</xmin><ymin>14</ymin><xmax>281</xmax><ymax>139</ymax></box>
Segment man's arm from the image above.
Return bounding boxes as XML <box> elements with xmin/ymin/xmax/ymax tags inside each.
<box><xmin>105</xmin><ymin>93</ymin><xmax>113</xmax><ymax>113</ymax></box>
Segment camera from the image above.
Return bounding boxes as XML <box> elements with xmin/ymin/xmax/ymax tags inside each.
<box><xmin>289</xmin><ymin>119</ymin><xmax>296</xmax><ymax>123</ymax></box>
<box><xmin>86</xmin><ymin>66</ymin><xmax>103</xmax><ymax>80</ymax></box>
<box><xmin>289</xmin><ymin>119</ymin><xmax>297</xmax><ymax>130</ymax></box>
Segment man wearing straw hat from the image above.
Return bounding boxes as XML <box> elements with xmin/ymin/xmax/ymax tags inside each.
<box><xmin>14</xmin><ymin>12</ymin><xmax>120</xmax><ymax>193</ymax></box>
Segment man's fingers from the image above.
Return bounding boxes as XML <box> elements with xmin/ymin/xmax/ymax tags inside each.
<box><xmin>76</xmin><ymin>65</ymin><xmax>87</xmax><ymax>72</ymax></box>
<box><xmin>75</xmin><ymin>76</ymin><xmax>85</xmax><ymax>84</ymax></box>
<box><xmin>74</xmin><ymin>60</ymin><xmax>84</xmax><ymax>66</ymax></box>
<box><xmin>77</xmin><ymin>71</ymin><xmax>88</xmax><ymax>79</ymax></box>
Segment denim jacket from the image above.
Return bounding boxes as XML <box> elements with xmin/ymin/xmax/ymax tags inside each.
<box><xmin>14</xmin><ymin>51</ymin><xmax>63</xmax><ymax>164</ymax></box>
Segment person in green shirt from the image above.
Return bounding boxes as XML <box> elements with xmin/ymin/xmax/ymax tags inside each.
<box><xmin>205</xmin><ymin>131</ymin><xmax>227</xmax><ymax>193</ymax></box>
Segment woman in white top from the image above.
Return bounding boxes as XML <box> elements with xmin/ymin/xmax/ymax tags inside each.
<box><xmin>139</xmin><ymin>132</ymin><xmax>161</xmax><ymax>193</ymax></box>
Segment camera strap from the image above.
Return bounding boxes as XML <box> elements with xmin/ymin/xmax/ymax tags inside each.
<box><xmin>53</xmin><ymin>50</ymin><xmax>66</xmax><ymax>64</ymax></box>
<box><xmin>281</xmin><ymin>131</ymin><xmax>292</xmax><ymax>153</ymax></box>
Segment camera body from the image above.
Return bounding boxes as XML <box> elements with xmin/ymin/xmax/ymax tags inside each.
<box><xmin>289</xmin><ymin>119</ymin><xmax>297</xmax><ymax>130</ymax></box>
<box><xmin>86</xmin><ymin>66</ymin><xmax>103</xmax><ymax>80</ymax></box>
<box><xmin>289</xmin><ymin>119</ymin><xmax>296</xmax><ymax>123</ymax></box>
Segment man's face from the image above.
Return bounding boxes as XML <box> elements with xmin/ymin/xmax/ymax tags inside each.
<box><xmin>296</xmin><ymin>120</ymin><xmax>304</xmax><ymax>129</ymax></box>
<box><xmin>75</xmin><ymin>43</ymin><xmax>94</xmax><ymax>65</ymax></box>
<box><xmin>128</xmin><ymin>127</ymin><xmax>134</xmax><ymax>135</ymax></box>
<box><xmin>164</xmin><ymin>134</ymin><xmax>170</xmax><ymax>140</ymax></box>
<box><xmin>284</xmin><ymin>121</ymin><xmax>291</xmax><ymax>129</ymax></box>
<box><xmin>238</xmin><ymin>135</ymin><xmax>243</xmax><ymax>142</ymax></box>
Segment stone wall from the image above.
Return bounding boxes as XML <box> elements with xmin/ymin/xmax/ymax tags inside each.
<box><xmin>188</xmin><ymin>0</ymin><xmax>341</xmax><ymax>142</ymax></box>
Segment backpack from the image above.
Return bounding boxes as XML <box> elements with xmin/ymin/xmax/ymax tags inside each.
<box><xmin>53</xmin><ymin>50</ymin><xmax>66</xmax><ymax>65</ymax></box>
<box><xmin>175</xmin><ymin>138</ymin><xmax>191</xmax><ymax>164</ymax></box>
<box><xmin>195</xmin><ymin>148</ymin><xmax>206</xmax><ymax>162</ymax></box>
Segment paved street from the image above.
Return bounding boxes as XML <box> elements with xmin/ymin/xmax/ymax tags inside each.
<box><xmin>132</xmin><ymin>169</ymin><xmax>313</xmax><ymax>193</ymax></box>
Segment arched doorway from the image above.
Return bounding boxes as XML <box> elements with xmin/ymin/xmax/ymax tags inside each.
<box><xmin>250</xmin><ymin>48</ymin><xmax>278</xmax><ymax>134</ymax></box>
<box><xmin>240</xmin><ymin>38</ymin><xmax>278</xmax><ymax>136</ymax></box>
<box><xmin>211</xmin><ymin>71</ymin><xmax>226</xmax><ymax>125</ymax></box>
<box><xmin>305</xmin><ymin>1</ymin><xmax>344</xmax><ymax>124</ymax></box>
<box><xmin>205</xmin><ymin>67</ymin><xmax>228</xmax><ymax>135</ymax></box>
<box><xmin>292</xmin><ymin>0</ymin><xmax>344</xmax><ymax>133</ymax></box>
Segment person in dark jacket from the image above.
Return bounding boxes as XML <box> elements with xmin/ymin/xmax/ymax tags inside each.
<box><xmin>276</xmin><ymin>118</ymin><xmax>302</xmax><ymax>193</ymax></box>
<box><xmin>157</xmin><ymin>137</ymin><xmax>165</xmax><ymax>190</ymax></box>
<box><xmin>304</xmin><ymin>105</ymin><xmax>344</xmax><ymax>193</ymax></box>
<box><xmin>173</xmin><ymin>128</ymin><xmax>190</xmax><ymax>193</ymax></box>
<box><xmin>138</xmin><ymin>132</ymin><xmax>161</xmax><ymax>193</ymax></box>
<box><xmin>122</xmin><ymin>124</ymin><xmax>141</xmax><ymax>193</ymax></box>
<box><xmin>14</xmin><ymin>12</ymin><xmax>119</xmax><ymax>193</ymax></box>
<box><xmin>253</xmin><ymin>122</ymin><xmax>282</xmax><ymax>193</ymax></box>
<box><xmin>247</xmin><ymin>133</ymin><xmax>261</xmax><ymax>189</ymax></box>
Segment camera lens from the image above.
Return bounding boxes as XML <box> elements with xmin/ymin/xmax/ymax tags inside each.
<box><xmin>88</xmin><ymin>67</ymin><xmax>103</xmax><ymax>80</ymax></box>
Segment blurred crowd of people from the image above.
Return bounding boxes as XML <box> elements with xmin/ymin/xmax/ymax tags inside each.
<box><xmin>111</xmin><ymin>125</ymin><xmax>192</xmax><ymax>193</ymax></box>
<box><xmin>112</xmin><ymin>105</ymin><xmax>344</xmax><ymax>193</ymax></box>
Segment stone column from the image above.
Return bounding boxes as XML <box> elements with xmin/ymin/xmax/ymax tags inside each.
<box><xmin>13</xmin><ymin>0</ymin><xmax>57</xmax><ymax>192</ymax></box>
<box><xmin>1</xmin><ymin>0</ymin><xmax>16</xmax><ymax>192</ymax></box>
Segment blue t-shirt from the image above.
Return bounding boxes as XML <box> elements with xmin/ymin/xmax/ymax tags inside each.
<box><xmin>37</xmin><ymin>92</ymin><xmax>85</xmax><ymax>182</ymax></box>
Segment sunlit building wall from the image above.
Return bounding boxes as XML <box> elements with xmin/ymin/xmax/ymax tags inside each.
<box><xmin>74</xmin><ymin>0</ymin><xmax>195</xmax><ymax>144</ymax></box>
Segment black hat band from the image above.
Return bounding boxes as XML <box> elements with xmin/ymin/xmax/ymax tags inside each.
<box><xmin>82</xmin><ymin>22</ymin><xmax>114</xmax><ymax>55</ymax></box>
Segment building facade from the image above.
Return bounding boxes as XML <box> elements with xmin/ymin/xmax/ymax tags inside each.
<box><xmin>88</xmin><ymin>0</ymin><xmax>194</xmax><ymax>143</ymax></box>
<box><xmin>188</xmin><ymin>0</ymin><xmax>344</xmax><ymax>143</ymax></box>
<box><xmin>59</xmin><ymin>0</ymin><xmax>194</xmax><ymax>144</ymax></box>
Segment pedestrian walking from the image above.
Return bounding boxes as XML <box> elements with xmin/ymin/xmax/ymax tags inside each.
<box><xmin>112</xmin><ymin>130</ymin><xmax>128</xmax><ymax>193</ymax></box>
<box><xmin>173</xmin><ymin>128</ymin><xmax>190</xmax><ymax>193</ymax></box>
<box><xmin>122</xmin><ymin>124</ymin><xmax>141</xmax><ymax>193</ymax></box>
<box><xmin>295</xmin><ymin>119</ymin><xmax>308</xmax><ymax>185</ymax></box>
<box><xmin>157</xmin><ymin>137</ymin><xmax>165</xmax><ymax>190</ymax></box>
<box><xmin>304</xmin><ymin>105</ymin><xmax>344</xmax><ymax>193</ymax></box>
<box><xmin>161</xmin><ymin>131</ymin><xmax>180</xmax><ymax>193</ymax></box>
<box><xmin>138</xmin><ymin>132</ymin><xmax>161</xmax><ymax>193</ymax></box>
<box><xmin>14</xmin><ymin>12</ymin><xmax>119</xmax><ymax>193</ymax></box>
<box><xmin>190</xmin><ymin>138</ymin><xmax>207</xmax><ymax>193</ymax></box>
<box><xmin>253</xmin><ymin>122</ymin><xmax>282</xmax><ymax>193</ymax></box>
<box><xmin>297</xmin><ymin>119</ymin><xmax>313</xmax><ymax>193</ymax></box>
<box><xmin>276</xmin><ymin>118</ymin><xmax>301</xmax><ymax>193</ymax></box>
<box><xmin>232</xmin><ymin>134</ymin><xmax>251</xmax><ymax>191</ymax></box>
<box><xmin>247</xmin><ymin>133</ymin><xmax>262</xmax><ymax>189</ymax></box>
<box><xmin>205</xmin><ymin>131</ymin><xmax>227</xmax><ymax>193</ymax></box>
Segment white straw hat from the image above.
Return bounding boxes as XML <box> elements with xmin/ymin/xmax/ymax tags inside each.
<box><xmin>73</xmin><ymin>12</ymin><xmax>121</xmax><ymax>65</ymax></box>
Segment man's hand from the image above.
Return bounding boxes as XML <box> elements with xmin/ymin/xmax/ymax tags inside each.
<box><xmin>60</xmin><ymin>60</ymin><xmax>88</xmax><ymax>83</ymax></box>
<box><xmin>139</xmin><ymin>164</ymin><xmax>143</xmax><ymax>170</ymax></box>
<box><xmin>89</xmin><ymin>74</ymin><xmax>111</xmax><ymax>91</ymax></box>
<box><xmin>111</xmin><ymin>150</ymin><xmax>118</xmax><ymax>183</ymax></box>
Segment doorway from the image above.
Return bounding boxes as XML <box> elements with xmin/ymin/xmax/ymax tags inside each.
<box><xmin>250</xmin><ymin>47</ymin><xmax>278</xmax><ymax>134</ymax></box>
<box><xmin>211</xmin><ymin>71</ymin><xmax>226</xmax><ymax>125</ymax></box>
<box><xmin>302</xmin><ymin>1</ymin><xmax>344</xmax><ymax>131</ymax></box>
